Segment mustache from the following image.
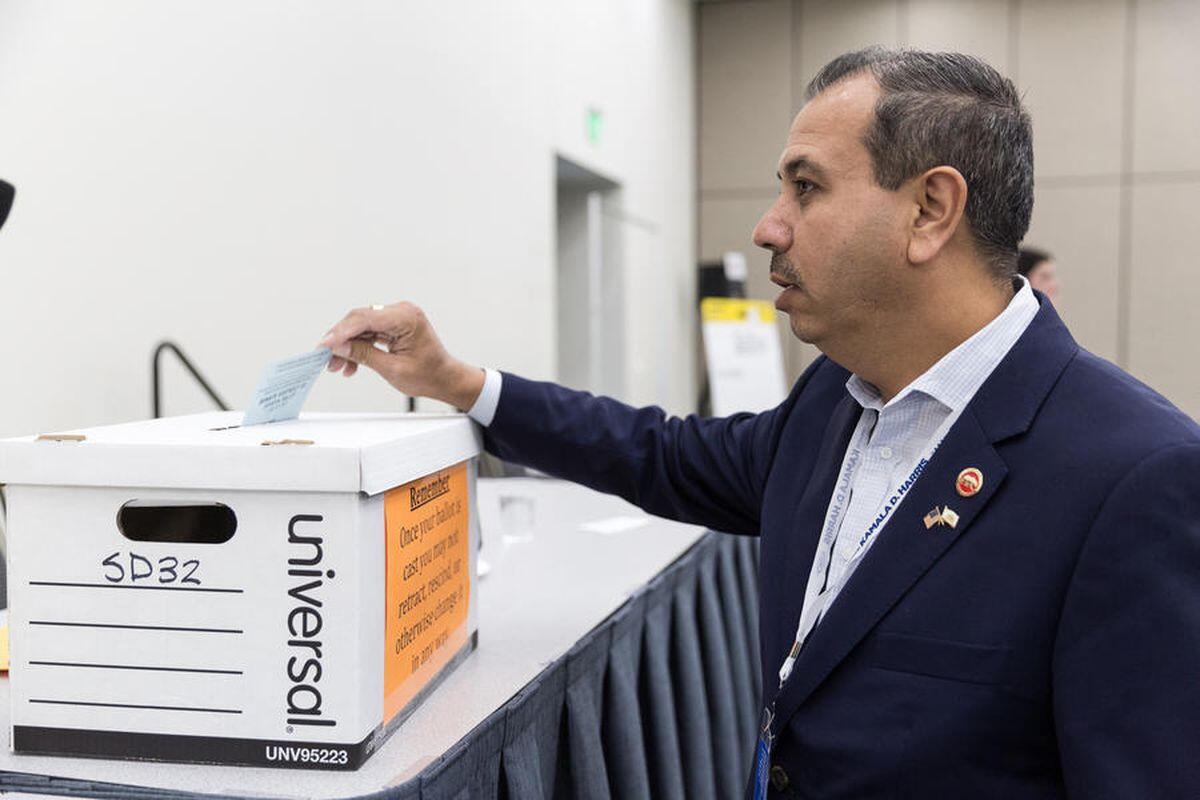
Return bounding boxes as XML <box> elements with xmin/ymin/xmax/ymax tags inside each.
<box><xmin>770</xmin><ymin>252</ymin><xmax>803</xmax><ymax>287</ymax></box>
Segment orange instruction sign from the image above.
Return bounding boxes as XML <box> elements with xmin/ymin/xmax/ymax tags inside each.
<box><xmin>383</xmin><ymin>462</ymin><xmax>471</xmax><ymax>722</ymax></box>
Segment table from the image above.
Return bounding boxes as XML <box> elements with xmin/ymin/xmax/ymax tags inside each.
<box><xmin>0</xmin><ymin>479</ymin><xmax>762</xmax><ymax>799</ymax></box>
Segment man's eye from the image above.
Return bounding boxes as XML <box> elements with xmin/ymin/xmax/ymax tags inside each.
<box><xmin>794</xmin><ymin>179</ymin><xmax>815</xmax><ymax>196</ymax></box>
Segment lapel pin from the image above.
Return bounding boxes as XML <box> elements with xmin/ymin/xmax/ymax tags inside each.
<box><xmin>923</xmin><ymin>507</ymin><xmax>943</xmax><ymax>530</ymax></box>
<box><xmin>940</xmin><ymin>506</ymin><xmax>960</xmax><ymax>528</ymax></box>
<box><xmin>956</xmin><ymin>467</ymin><xmax>983</xmax><ymax>498</ymax></box>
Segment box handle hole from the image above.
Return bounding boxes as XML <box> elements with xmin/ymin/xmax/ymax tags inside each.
<box><xmin>117</xmin><ymin>501</ymin><xmax>237</xmax><ymax>544</ymax></box>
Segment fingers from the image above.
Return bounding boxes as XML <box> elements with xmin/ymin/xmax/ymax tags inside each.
<box><xmin>333</xmin><ymin>338</ymin><xmax>379</xmax><ymax>370</ymax></box>
<box><xmin>320</xmin><ymin>306</ymin><xmax>392</xmax><ymax>379</ymax></box>
<box><xmin>319</xmin><ymin>301</ymin><xmax>425</xmax><ymax>384</ymax></box>
<box><xmin>327</xmin><ymin>337</ymin><xmax>377</xmax><ymax>374</ymax></box>
<box><xmin>327</xmin><ymin>355</ymin><xmax>359</xmax><ymax>376</ymax></box>
<box><xmin>319</xmin><ymin>306</ymin><xmax>388</xmax><ymax>353</ymax></box>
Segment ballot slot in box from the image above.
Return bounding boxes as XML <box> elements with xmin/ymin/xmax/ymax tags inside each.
<box><xmin>0</xmin><ymin>412</ymin><xmax>482</xmax><ymax>770</ymax></box>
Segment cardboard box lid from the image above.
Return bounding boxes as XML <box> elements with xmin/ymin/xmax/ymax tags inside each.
<box><xmin>0</xmin><ymin>411</ymin><xmax>482</xmax><ymax>495</ymax></box>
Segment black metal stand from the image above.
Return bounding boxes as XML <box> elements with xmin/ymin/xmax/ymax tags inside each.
<box><xmin>151</xmin><ymin>341</ymin><xmax>231</xmax><ymax>418</ymax></box>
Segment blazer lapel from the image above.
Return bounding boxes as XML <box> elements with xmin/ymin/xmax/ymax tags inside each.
<box><xmin>762</xmin><ymin>394</ymin><xmax>860</xmax><ymax>694</ymax></box>
<box><xmin>771</xmin><ymin>408</ymin><xmax>1007</xmax><ymax>727</ymax></box>
<box><xmin>768</xmin><ymin>292</ymin><xmax>1081</xmax><ymax>730</ymax></box>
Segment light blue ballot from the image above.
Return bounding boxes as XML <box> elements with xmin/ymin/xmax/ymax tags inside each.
<box><xmin>242</xmin><ymin>348</ymin><xmax>332</xmax><ymax>426</ymax></box>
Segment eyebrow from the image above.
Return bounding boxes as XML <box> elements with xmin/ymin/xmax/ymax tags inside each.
<box><xmin>776</xmin><ymin>156</ymin><xmax>828</xmax><ymax>183</ymax></box>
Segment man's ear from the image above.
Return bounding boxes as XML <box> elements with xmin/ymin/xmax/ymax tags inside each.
<box><xmin>906</xmin><ymin>166</ymin><xmax>968</xmax><ymax>265</ymax></box>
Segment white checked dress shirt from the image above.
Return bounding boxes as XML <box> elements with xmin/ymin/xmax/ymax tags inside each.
<box><xmin>467</xmin><ymin>278</ymin><xmax>1040</xmax><ymax>687</ymax></box>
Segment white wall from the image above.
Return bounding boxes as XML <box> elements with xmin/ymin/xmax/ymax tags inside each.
<box><xmin>0</xmin><ymin>0</ymin><xmax>696</xmax><ymax>438</ymax></box>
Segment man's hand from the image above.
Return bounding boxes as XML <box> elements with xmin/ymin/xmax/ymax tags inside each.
<box><xmin>318</xmin><ymin>302</ymin><xmax>485</xmax><ymax>411</ymax></box>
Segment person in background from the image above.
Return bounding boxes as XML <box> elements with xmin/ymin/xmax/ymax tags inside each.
<box><xmin>1018</xmin><ymin>246</ymin><xmax>1060</xmax><ymax>305</ymax></box>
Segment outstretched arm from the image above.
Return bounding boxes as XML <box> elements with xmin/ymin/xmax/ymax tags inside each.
<box><xmin>480</xmin><ymin>371</ymin><xmax>806</xmax><ymax>535</ymax></box>
<box><xmin>320</xmin><ymin>301</ymin><xmax>814</xmax><ymax>535</ymax></box>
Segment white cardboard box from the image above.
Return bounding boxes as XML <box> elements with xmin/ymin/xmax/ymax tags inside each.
<box><xmin>0</xmin><ymin>411</ymin><xmax>482</xmax><ymax>770</ymax></box>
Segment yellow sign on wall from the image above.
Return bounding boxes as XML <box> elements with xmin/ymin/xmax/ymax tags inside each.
<box><xmin>700</xmin><ymin>296</ymin><xmax>787</xmax><ymax>416</ymax></box>
<box><xmin>701</xmin><ymin>297</ymin><xmax>776</xmax><ymax>324</ymax></box>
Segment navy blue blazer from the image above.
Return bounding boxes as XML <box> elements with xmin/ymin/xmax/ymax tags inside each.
<box><xmin>482</xmin><ymin>294</ymin><xmax>1200</xmax><ymax>798</ymax></box>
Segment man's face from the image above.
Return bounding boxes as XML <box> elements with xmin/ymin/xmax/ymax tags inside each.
<box><xmin>752</xmin><ymin>74</ymin><xmax>911</xmax><ymax>349</ymax></box>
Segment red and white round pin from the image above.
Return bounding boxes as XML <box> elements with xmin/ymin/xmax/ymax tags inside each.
<box><xmin>956</xmin><ymin>467</ymin><xmax>983</xmax><ymax>497</ymax></box>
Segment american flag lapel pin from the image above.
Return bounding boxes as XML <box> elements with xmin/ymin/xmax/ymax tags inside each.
<box><xmin>940</xmin><ymin>506</ymin><xmax>960</xmax><ymax>529</ymax></box>
<box><xmin>923</xmin><ymin>507</ymin><xmax>943</xmax><ymax>530</ymax></box>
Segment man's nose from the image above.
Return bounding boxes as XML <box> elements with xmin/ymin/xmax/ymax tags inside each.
<box><xmin>752</xmin><ymin>204</ymin><xmax>791</xmax><ymax>254</ymax></box>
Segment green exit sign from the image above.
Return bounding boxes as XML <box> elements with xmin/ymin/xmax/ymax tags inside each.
<box><xmin>586</xmin><ymin>108</ymin><xmax>603</xmax><ymax>146</ymax></box>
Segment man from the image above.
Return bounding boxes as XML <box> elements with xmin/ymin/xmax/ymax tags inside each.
<box><xmin>1018</xmin><ymin>246</ymin><xmax>1061</xmax><ymax>305</ymax></box>
<box><xmin>321</xmin><ymin>49</ymin><xmax>1200</xmax><ymax>798</ymax></box>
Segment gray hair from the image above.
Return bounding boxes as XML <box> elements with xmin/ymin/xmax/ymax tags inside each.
<box><xmin>807</xmin><ymin>47</ymin><xmax>1033</xmax><ymax>280</ymax></box>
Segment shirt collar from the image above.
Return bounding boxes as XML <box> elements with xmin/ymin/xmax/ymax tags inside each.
<box><xmin>845</xmin><ymin>276</ymin><xmax>1039</xmax><ymax>414</ymax></box>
